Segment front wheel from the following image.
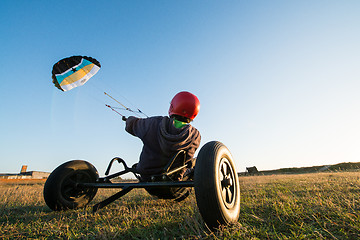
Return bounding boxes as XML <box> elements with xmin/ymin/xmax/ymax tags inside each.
<box><xmin>43</xmin><ymin>160</ymin><xmax>99</xmax><ymax>211</ymax></box>
<box><xmin>194</xmin><ymin>141</ymin><xmax>240</xmax><ymax>230</ymax></box>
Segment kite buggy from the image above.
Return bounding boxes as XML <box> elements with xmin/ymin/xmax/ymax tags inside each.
<box><xmin>43</xmin><ymin>141</ymin><xmax>240</xmax><ymax>230</ymax></box>
<box><xmin>45</xmin><ymin>56</ymin><xmax>240</xmax><ymax>230</ymax></box>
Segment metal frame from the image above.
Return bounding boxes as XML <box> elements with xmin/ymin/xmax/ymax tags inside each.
<box><xmin>76</xmin><ymin>150</ymin><xmax>194</xmax><ymax>212</ymax></box>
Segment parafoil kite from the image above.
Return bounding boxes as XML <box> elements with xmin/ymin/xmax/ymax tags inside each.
<box><xmin>52</xmin><ymin>56</ymin><xmax>101</xmax><ymax>91</ymax></box>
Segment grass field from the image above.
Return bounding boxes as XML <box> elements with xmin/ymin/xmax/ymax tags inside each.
<box><xmin>1</xmin><ymin>171</ymin><xmax>360</xmax><ymax>239</ymax></box>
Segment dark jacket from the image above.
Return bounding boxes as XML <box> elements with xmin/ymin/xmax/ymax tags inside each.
<box><xmin>125</xmin><ymin>116</ymin><xmax>201</xmax><ymax>175</ymax></box>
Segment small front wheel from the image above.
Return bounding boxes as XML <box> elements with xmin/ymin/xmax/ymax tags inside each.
<box><xmin>194</xmin><ymin>141</ymin><xmax>240</xmax><ymax>230</ymax></box>
<box><xmin>43</xmin><ymin>160</ymin><xmax>99</xmax><ymax>211</ymax></box>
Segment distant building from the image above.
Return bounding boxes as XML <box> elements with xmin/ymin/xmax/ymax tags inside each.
<box><xmin>0</xmin><ymin>165</ymin><xmax>50</xmax><ymax>180</ymax></box>
<box><xmin>246</xmin><ymin>166</ymin><xmax>259</xmax><ymax>175</ymax></box>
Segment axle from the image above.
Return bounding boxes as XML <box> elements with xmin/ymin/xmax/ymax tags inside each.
<box><xmin>78</xmin><ymin>180</ymin><xmax>194</xmax><ymax>189</ymax></box>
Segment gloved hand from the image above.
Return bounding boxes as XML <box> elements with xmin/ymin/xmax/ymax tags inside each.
<box><xmin>122</xmin><ymin>116</ymin><xmax>127</xmax><ymax>121</ymax></box>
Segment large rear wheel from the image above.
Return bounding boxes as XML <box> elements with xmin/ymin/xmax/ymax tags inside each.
<box><xmin>43</xmin><ymin>160</ymin><xmax>99</xmax><ymax>211</ymax></box>
<box><xmin>194</xmin><ymin>141</ymin><xmax>240</xmax><ymax>230</ymax></box>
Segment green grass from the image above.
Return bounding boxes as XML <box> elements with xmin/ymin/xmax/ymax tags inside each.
<box><xmin>1</xmin><ymin>171</ymin><xmax>360</xmax><ymax>239</ymax></box>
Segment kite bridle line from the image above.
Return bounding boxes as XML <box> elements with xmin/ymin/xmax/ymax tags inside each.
<box><xmin>105</xmin><ymin>104</ymin><xmax>125</xmax><ymax>117</ymax></box>
<box><xmin>104</xmin><ymin>92</ymin><xmax>148</xmax><ymax>118</ymax></box>
<box><xmin>104</xmin><ymin>92</ymin><xmax>129</xmax><ymax>110</ymax></box>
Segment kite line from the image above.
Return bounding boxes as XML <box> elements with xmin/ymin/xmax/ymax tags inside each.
<box><xmin>104</xmin><ymin>92</ymin><xmax>148</xmax><ymax>118</ymax></box>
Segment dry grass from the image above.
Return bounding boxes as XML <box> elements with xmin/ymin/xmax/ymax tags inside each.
<box><xmin>1</xmin><ymin>171</ymin><xmax>360</xmax><ymax>239</ymax></box>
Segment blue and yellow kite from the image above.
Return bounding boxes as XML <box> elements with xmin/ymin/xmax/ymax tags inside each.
<box><xmin>52</xmin><ymin>56</ymin><xmax>101</xmax><ymax>91</ymax></box>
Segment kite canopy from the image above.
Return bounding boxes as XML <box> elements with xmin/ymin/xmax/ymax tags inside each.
<box><xmin>52</xmin><ymin>56</ymin><xmax>101</xmax><ymax>91</ymax></box>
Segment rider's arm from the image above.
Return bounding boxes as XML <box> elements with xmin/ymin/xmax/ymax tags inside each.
<box><xmin>125</xmin><ymin>116</ymin><xmax>159</xmax><ymax>139</ymax></box>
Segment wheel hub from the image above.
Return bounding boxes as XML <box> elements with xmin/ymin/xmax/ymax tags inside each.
<box><xmin>219</xmin><ymin>158</ymin><xmax>237</xmax><ymax>208</ymax></box>
<box><xmin>221</xmin><ymin>176</ymin><xmax>232</xmax><ymax>188</ymax></box>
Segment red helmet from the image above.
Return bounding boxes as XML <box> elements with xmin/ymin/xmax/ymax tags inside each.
<box><xmin>168</xmin><ymin>91</ymin><xmax>200</xmax><ymax>120</ymax></box>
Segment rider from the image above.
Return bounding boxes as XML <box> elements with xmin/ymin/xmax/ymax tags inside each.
<box><xmin>124</xmin><ymin>91</ymin><xmax>201</xmax><ymax>181</ymax></box>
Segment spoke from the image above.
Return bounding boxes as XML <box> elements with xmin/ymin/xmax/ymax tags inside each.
<box><xmin>220</xmin><ymin>163</ymin><xmax>226</xmax><ymax>179</ymax></box>
<box><xmin>225</xmin><ymin>163</ymin><xmax>230</xmax><ymax>177</ymax></box>
<box><xmin>226</xmin><ymin>188</ymin><xmax>233</xmax><ymax>203</ymax></box>
<box><xmin>222</xmin><ymin>187</ymin><xmax>227</xmax><ymax>200</ymax></box>
<box><xmin>76</xmin><ymin>173</ymin><xmax>84</xmax><ymax>182</ymax></box>
<box><xmin>63</xmin><ymin>185</ymin><xmax>77</xmax><ymax>199</ymax></box>
<box><xmin>63</xmin><ymin>186</ymin><xmax>72</xmax><ymax>195</ymax></box>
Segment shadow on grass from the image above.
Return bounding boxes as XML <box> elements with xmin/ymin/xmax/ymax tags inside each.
<box><xmin>0</xmin><ymin>205</ymin><xmax>54</xmax><ymax>224</ymax></box>
<box><xmin>0</xmin><ymin>201</ymin><xmax>212</xmax><ymax>239</ymax></box>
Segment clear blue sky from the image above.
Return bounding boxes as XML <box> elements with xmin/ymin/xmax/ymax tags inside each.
<box><xmin>1</xmin><ymin>0</ymin><xmax>359</xmax><ymax>175</ymax></box>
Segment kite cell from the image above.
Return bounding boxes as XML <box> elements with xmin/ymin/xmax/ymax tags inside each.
<box><xmin>52</xmin><ymin>56</ymin><xmax>101</xmax><ymax>91</ymax></box>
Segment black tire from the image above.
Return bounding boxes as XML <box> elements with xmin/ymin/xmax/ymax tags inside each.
<box><xmin>43</xmin><ymin>160</ymin><xmax>99</xmax><ymax>211</ymax></box>
<box><xmin>194</xmin><ymin>141</ymin><xmax>240</xmax><ymax>230</ymax></box>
